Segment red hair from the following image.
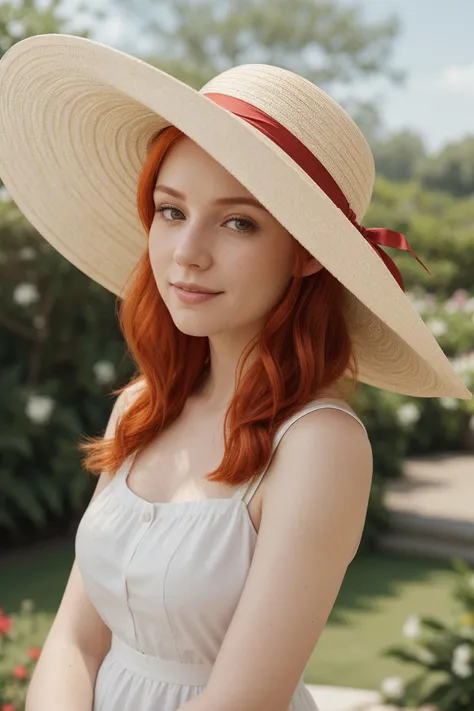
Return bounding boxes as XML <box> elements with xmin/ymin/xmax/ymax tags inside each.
<box><xmin>79</xmin><ymin>125</ymin><xmax>357</xmax><ymax>485</ymax></box>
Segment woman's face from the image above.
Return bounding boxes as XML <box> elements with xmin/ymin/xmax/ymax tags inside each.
<box><xmin>149</xmin><ymin>136</ymin><xmax>320</xmax><ymax>341</ymax></box>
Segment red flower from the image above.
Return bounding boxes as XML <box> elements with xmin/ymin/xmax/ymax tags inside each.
<box><xmin>2</xmin><ymin>704</ymin><xmax>16</xmax><ymax>711</ymax></box>
<box><xmin>0</xmin><ymin>613</ymin><xmax>12</xmax><ymax>635</ymax></box>
<box><xmin>12</xmin><ymin>665</ymin><xmax>28</xmax><ymax>680</ymax></box>
<box><xmin>27</xmin><ymin>646</ymin><xmax>41</xmax><ymax>661</ymax></box>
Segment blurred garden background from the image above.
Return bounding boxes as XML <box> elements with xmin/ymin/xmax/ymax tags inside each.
<box><xmin>1</xmin><ymin>0</ymin><xmax>474</xmax><ymax>709</ymax></box>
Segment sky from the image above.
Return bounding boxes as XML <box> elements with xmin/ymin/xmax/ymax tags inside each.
<box><xmin>66</xmin><ymin>0</ymin><xmax>474</xmax><ymax>153</ymax></box>
<box><xmin>337</xmin><ymin>0</ymin><xmax>474</xmax><ymax>151</ymax></box>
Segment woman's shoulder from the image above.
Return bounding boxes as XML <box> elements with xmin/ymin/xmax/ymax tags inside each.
<box><xmin>119</xmin><ymin>378</ymin><xmax>147</xmax><ymax>411</ymax></box>
<box><xmin>290</xmin><ymin>391</ymin><xmax>367</xmax><ymax>441</ymax></box>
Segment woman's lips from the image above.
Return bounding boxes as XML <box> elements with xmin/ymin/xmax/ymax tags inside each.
<box><xmin>172</xmin><ymin>285</ymin><xmax>222</xmax><ymax>304</ymax></box>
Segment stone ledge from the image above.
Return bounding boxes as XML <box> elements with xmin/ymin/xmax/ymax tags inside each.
<box><xmin>306</xmin><ymin>684</ymin><xmax>381</xmax><ymax>711</ymax></box>
<box><xmin>305</xmin><ymin>685</ymin><xmax>438</xmax><ymax>711</ymax></box>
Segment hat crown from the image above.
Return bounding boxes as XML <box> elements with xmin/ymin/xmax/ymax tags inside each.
<box><xmin>200</xmin><ymin>63</ymin><xmax>375</xmax><ymax>221</ymax></box>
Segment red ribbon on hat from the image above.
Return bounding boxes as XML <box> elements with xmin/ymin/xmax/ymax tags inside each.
<box><xmin>204</xmin><ymin>92</ymin><xmax>430</xmax><ymax>291</ymax></box>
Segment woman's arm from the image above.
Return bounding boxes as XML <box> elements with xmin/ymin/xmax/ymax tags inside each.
<box><xmin>25</xmin><ymin>555</ymin><xmax>111</xmax><ymax>711</ymax></box>
<box><xmin>25</xmin><ymin>386</ymin><xmax>136</xmax><ymax>711</ymax></box>
<box><xmin>186</xmin><ymin>407</ymin><xmax>373</xmax><ymax>711</ymax></box>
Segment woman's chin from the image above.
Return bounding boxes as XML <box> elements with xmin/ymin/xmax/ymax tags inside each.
<box><xmin>169</xmin><ymin>316</ymin><xmax>217</xmax><ymax>338</ymax></box>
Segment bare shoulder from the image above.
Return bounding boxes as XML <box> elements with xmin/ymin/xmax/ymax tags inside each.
<box><xmin>94</xmin><ymin>378</ymin><xmax>147</xmax><ymax>495</ymax></box>
<box><xmin>118</xmin><ymin>377</ymin><xmax>147</xmax><ymax>413</ymax></box>
<box><xmin>104</xmin><ymin>378</ymin><xmax>146</xmax><ymax>438</ymax></box>
<box><xmin>260</xmin><ymin>401</ymin><xmax>373</xmax><ymax>558</ymax></box>
<box><xmin>269</xmin><ymin>400</ymin><xmax>372</xmax><ymax>487</ymax></box>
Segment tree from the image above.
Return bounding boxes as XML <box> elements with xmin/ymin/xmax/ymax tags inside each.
<box><xmin>109</xmin><ymin>0</ymin><xmax>402</xmax><ymax>90</ymax></box>
<box><xmin>0</xmin><ymin>0</ymin><xmax>102</xmax><ymax>59</ymax></box>
<box><xmin>372</xmin><ymin>129</ymin><xmax>427</xmax><ymax>182</ymax></box>
<box><xmin>419</xmin><ymin>136</ymin><xmax>474</xmax><ymax>198</ymax></box>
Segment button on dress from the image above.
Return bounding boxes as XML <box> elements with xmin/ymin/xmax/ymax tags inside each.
<box><xmin>75</xmin><ymin>399</ymin><xmax>366</xmax><ymax>711</ymax></box>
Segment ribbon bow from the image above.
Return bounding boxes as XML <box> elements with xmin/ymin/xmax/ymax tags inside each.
<box><xmin>204</xmin><ymin>91</ymin><xmax>431</xmax><ymax>292</ymax></box>
<box><xmin>346</xmin><ymin>208</ymin><xmax>431</xmax><ymax>291</ymax></box>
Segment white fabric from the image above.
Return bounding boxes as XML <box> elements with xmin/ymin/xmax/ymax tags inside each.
<box><xmin>75</xmin><ymin>400</ymin><xmax>366</xmax><ymax>711</ymax></box>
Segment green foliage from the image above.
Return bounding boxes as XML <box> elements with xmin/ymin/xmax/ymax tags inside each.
<box><xmin>373</xmin><ymin>130</ymin><xmax>428</xmax><ymax>182</ymax></box>
<box><xmin>0</xmin><ymin>203</ymin><xmax>135</xmax><ymax>547</ymax></box>
<box><xmin>381</xmin><ymin>559</ymin><xmax>474</xmax><ymax>710</ymax></box>
<box><xmin>420</xmin><ymin>137</ymin><xmax>474</xmax><ymax>198</ymax></box>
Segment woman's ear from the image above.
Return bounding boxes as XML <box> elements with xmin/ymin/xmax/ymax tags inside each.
<box><xmin>301</xmin><ymin>256</ymin><xmax>324</xmax><ymax>278</ymax></box>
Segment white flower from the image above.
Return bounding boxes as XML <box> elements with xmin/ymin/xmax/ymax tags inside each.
<box><xmin>464</xmin><ymin>297</ymin><xmax>474</xmax><ymax>314</ymax></box>
<box><xmin>452</xmin><ymin>646</ymin><xmax>472</xmax><ymax>677</ymax></box>
<box><xmin>13</xmin><ymin>282</ymin><xmax>40</xmax><ymax>306</ymax></box>
<box><xmin>426</xmin><ymin>317</ymin><xmax>448</xmax><ymax>338</ymax></box>
<box><xmin>452</xmin><ymin>660</ymin><xmax>472</xmax><ymax>677</ymax></box>
<box><xmin>93</xmin><ymin>360</ymin><xmax>116</xmax><ymax>385</ymax></box>
<box><xmin>7</xmin><ymin>20</ymin><xmax>25</xmax><ymax>38</ymax></box>
<box><xmin>0</xmin><ymin>185</ymin><xmax>10</xmax><ymax>203</ymax></box>
<box><xmin>407</xmin><ymin>292</ymin><xmax>435</xmax><ymax>315</ymax></box>
<box><xmin>381</xmin><ymin>676</ymin><xmax>405</xmax><ymax>699</ymax></box>
<box><xmin>26</xmin><ymin>395</ymin><xmax>55</xmax><ymax>424</ymax></box>
<box><xmin>397</xmin><ymin>403</ymin><xmax>421</xmax><ymax>427</ymax></box>
<box><xmin>440</xmin><ymin>397</ymin><xmax>458</xmax><ymax>410</ymax></box>
<box><xmin>453</xmin><ymin>644</ymin><xmax>471</xmax><ymax>664</ymax></box>
<box><xmin>444</xmin><ymin>289</ymin><xmax>468</xmax><ymax>314</ymax></box>
<box><xmin>20</xmin><ymin>599</ymin><xmax>35</xmax><ymax>614</ymax></box>
<box><xmin>403</xmin><ymin>614</ymin><xmax>422</xmax><ymax>639</ymax></box>
<box><xmin>450</xmin><ymin>353</ymin><xmax>474</xmax><ymax>385</ymax></box>
<box><xmin>19</xmin><ymin>246</ymin><xmax>36</xmax><ymax>261</ymax></box>
<box><xmin>33</xmin><ymin>315</ymin><xmax>46</xmax><ymax>330</ymax></box>
<box><xmin>444</xmin><ymin>300</ymin><xmax>459</xmax><ymax>314</ymax></box>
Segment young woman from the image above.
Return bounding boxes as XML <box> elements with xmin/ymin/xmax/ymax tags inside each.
<box><xmin>0</xmin><ymin>33</ymin><xmax>469</xmax><ymax>711</ymax></box>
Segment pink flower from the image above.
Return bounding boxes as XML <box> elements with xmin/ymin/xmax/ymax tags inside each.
<box><xmin>0</xmin><ymin>613</ymin><xmax>12</xmax><ymax>636</ymax></box>
<box><xmin>27</xmin><ymin>646</ymin><xmax>41</xmax><ymax>661</ymax></box>
<box><xmin>12</xmin><ymin>664</ymin><xmax>28</xmax><ymax>680</ymax></box>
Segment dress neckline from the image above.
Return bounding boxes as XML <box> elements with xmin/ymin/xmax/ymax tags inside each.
<box><xmin>110</xmin><ymin>454</ymin><xmax>259</xmax><ymax>536</ymax></box>
<box><xmin>118</xmin><ymin>452</ymin><xmax>250</xmax><ymax>509</ymax></box>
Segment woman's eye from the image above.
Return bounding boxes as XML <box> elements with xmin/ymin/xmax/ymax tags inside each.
<box><xmin>155</xmin><ymin>205</ymin><xmax>183</xmax><ymax>221</ymax></box>
<box><xmin>225</xmin><ymin>217</ymin><xmax>257</xmax><ymax>233</ymax></box>
<box><xmin>154</xmin><ymin>205</ymin><xmax>257</xmax><ymax>233</ymax></box>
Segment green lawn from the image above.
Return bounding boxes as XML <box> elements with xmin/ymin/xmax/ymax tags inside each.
<box><xmin>307</xmin><ymin>551</ymin><xmax>459</xmax><ymax>690</ymax></box>
<box><xmin>0</xmin><ymin>540</ymin><xmax>461</xmax><ymax>691</ymax></box>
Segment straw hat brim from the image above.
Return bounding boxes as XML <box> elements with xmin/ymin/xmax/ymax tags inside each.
<box><xmin>0</xmin><ymin>34</ymin><xmax>470</xmax><ymax>400</ymax></box>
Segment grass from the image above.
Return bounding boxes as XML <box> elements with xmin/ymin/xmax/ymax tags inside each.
<box><xmin>0</xmin><ymin>540</ymin><xmax>462</xmax><ymax>690</ymax></box>
<box><xmin>307</xmin><ymin>550</ymin><xmax>460</xmax><ymax>690</ymax></box>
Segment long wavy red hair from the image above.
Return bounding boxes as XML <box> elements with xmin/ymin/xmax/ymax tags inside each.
<box><xmin>79</xmin><ymin>125</ymin><xmax>358</xmax><ymax>485</ymax></box>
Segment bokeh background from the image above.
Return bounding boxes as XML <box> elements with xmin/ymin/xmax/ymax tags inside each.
<box><xmin>1</xmin><ymin>1</ymin><xmax>474</xmax><ymax>709</ymax></box>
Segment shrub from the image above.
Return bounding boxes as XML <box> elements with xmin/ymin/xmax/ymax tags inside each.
<box><xmin>381</xmin><ymin>558</ymin><xmax>474</xmax><ymax>710</ymax></box>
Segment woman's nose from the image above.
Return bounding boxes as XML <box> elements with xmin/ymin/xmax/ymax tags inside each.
<box><xmin>173</xmin><ymin>224</ymin><xmax>212</xmax><ymax>268</ymax></box>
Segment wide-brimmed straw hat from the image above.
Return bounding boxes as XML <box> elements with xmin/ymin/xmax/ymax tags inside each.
<box><xmin>0</xmin><ymin>33</ymin><xmax>470</xmax><ymax>400</ymax></box>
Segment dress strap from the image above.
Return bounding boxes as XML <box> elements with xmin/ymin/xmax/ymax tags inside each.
<box><xmin>240</xmin><ymin>400</ymin><xmax>366</xmax><ymax>506</ymax></box>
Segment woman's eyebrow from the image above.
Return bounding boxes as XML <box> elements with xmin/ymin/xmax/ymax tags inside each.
<box><xmin>153</xmin><ymin>184</ymin><xmax>269</xmax><ymax>211</ymax></box>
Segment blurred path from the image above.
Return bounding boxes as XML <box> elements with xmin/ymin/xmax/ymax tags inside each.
<box><xmin>380</xmin><ymin>452</ymin><xmax>474</xmax><ymax>563</ymax></box>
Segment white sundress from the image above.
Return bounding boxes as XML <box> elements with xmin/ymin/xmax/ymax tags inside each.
<box><xmin>75</xmin><ymin>399</ymin><xmax>367</xmax><ymax>711</ymax></box>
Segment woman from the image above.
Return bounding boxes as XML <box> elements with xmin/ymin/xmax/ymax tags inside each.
<box><xmin>0</xmin><ymin>34</ymin><xmax>469</xmax><ymax>711</ymax></box>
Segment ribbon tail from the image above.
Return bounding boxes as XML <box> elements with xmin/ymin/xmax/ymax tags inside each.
<box><xmin>366</xmin><ymin>227</ymin><xmax>431</xmax><ymax>277</ymax></box>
